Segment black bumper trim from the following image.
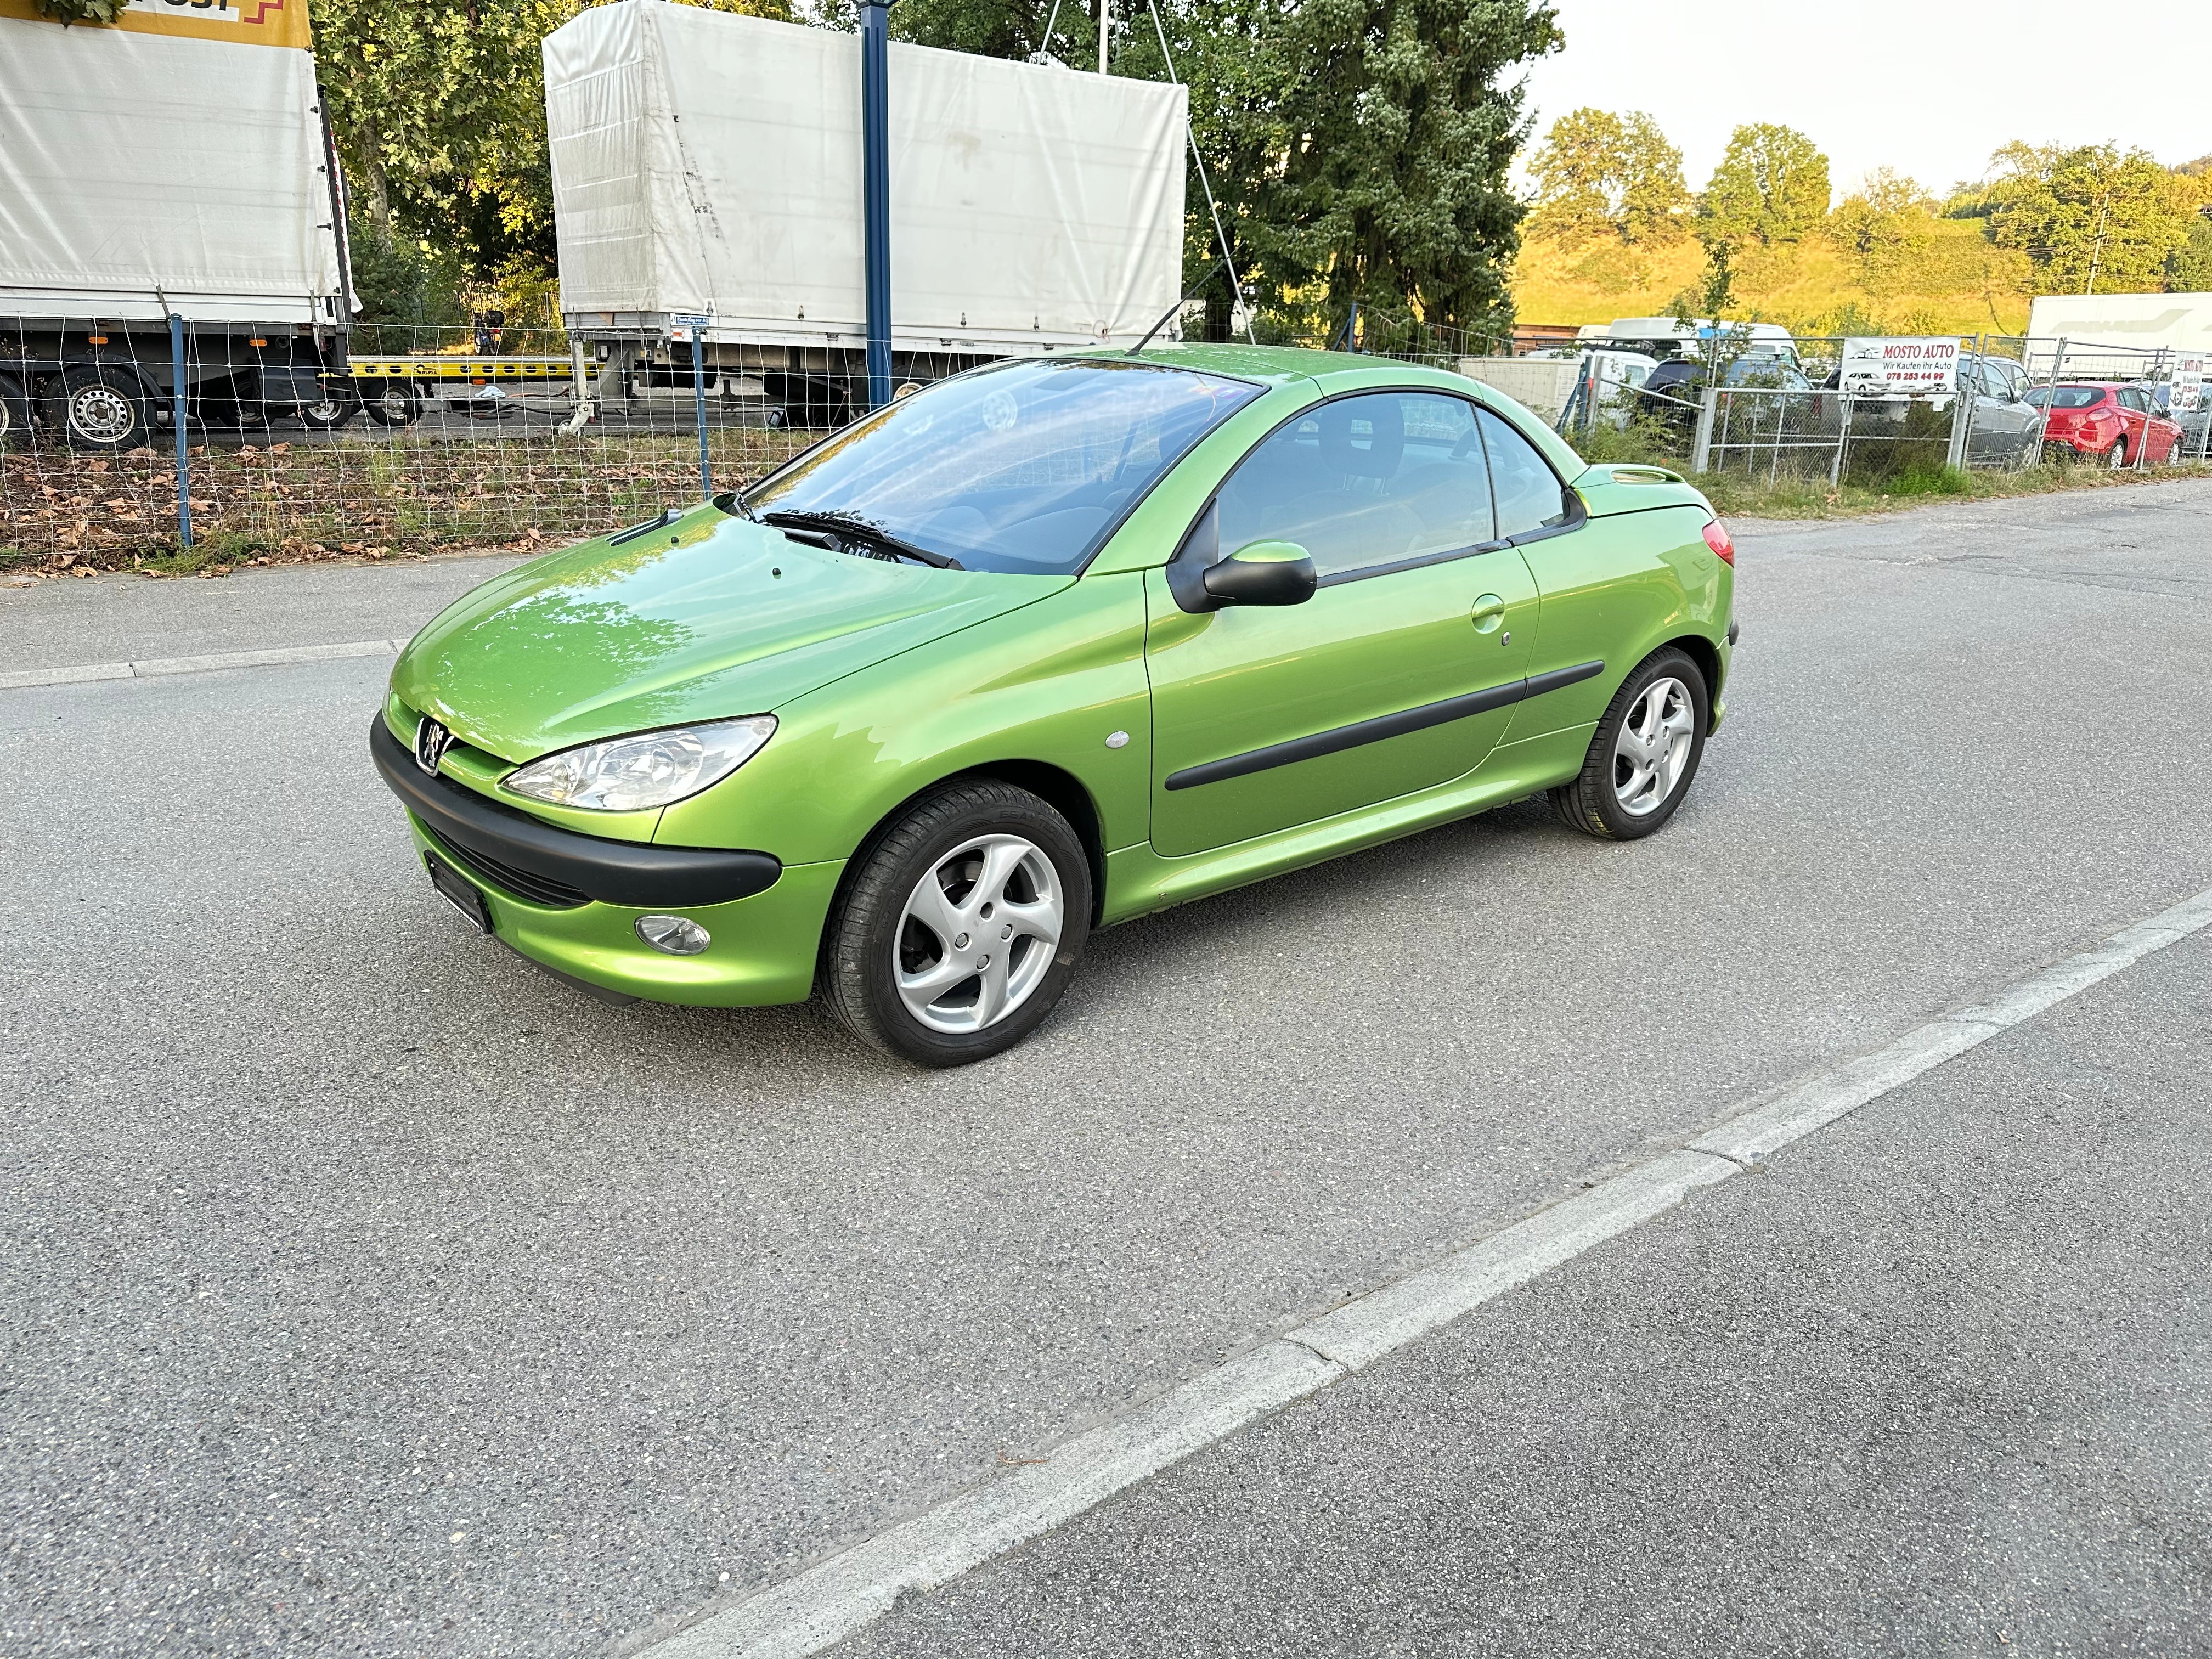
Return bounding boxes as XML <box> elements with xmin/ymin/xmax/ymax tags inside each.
<box><xmin>370</xmin><ymin>715</ymin><xmax>781</xmax><ymax>909</ymax></box>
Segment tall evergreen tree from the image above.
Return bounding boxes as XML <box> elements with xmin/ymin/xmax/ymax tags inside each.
<box><xmin>897</xmin><ymin>0</ymin><xmax>1560</xmax><ymax>340</ymax></box>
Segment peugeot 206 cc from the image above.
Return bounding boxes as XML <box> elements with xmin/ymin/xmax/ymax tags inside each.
<box><xmin>372</xmin><ymin>345</ymin><xmax>1736</xmax><ymax>1065</ymax></box>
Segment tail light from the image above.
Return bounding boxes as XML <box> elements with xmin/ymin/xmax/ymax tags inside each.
<box><xmin>1702</xmin><ymin>519</ymin><xmax>1735</xmax><ymax>567</ymax></box>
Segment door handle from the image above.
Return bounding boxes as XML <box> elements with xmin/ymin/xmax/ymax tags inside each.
<box><xmin>1471</xmin><ymin>593</ymin><xmax>1506</xmax><ymax>634</ymax></box>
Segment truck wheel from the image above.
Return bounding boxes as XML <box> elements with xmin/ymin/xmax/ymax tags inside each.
<box><xmin>360</xmin><ymin>381</ymin><xmax>420</xmax><ymax>427</ymax></box>
<box><xmin>0</xmin><ymin>371</ymin><xmax>28</xmax><ymax>443</ymax></box>
<box><xmin>58</xmin><ymin>366</ymin><xmax>151</xmax><ymax>451</ymax></box>
<box><xmin>298</xmin><ymin>388</ymin><xmax>360</xmax><ymax>431</ymax></box>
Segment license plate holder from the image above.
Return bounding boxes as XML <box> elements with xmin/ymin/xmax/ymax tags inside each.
<box><xmin>424</xmin><ymin>848</ymin><xmax>494</xmax><ymax>934</ymax></box>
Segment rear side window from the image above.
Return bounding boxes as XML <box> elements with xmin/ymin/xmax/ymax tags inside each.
<box><xmin>1477</xmin><ymin>408</ymin><xmax>1571</xmax><ymax>540</ymax></box>
<box><xmin>1212</xmin><ymin>391</ymin><xmax>1496</xmax><ymax>578</ymax></box>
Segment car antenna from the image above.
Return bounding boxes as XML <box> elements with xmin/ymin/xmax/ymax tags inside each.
<box><xmin>1127</xmin><ymin>257</ymin><xmax>1228</xmax><ymax>357</ymax></box>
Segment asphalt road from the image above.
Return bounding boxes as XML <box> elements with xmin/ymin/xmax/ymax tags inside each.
<box><xmin>838</xmin><ymin>928</ymin><xmax>2212</xmax><ymax>1659</ymax></box>
<box><xmin>3</xmin><ymin>478</ymin><xmax>2210</xmax><ymax>1657</ymax></box>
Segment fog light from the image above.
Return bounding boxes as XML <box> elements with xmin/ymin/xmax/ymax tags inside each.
<box><xmin>635</xmin><ymin>914</ymin><xmax>711</xmax><ymax>955</ymax></box>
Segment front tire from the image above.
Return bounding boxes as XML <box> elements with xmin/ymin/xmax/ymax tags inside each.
<box><xmin>1550</xmin><ymin>647</ymin><xmax>1709</xmax><ymax>840</ymax></box>
<box><xmin>821</xmin><ymin>779</ymin><xmax>1092</xmax><ymax>1066</ymax></box>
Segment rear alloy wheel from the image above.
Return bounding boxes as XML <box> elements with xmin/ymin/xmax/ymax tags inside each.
<box><xmin>822</xmin><ymin>779</ymin><xmax>1091</xmax><ymax>1065</ymax></box>
<box><xmin>1551</xmin><ymin>647</ymin><xmax>1709</xmax><ymax>840</ymax></box>
<box><xmin>2107</xmin><ymin>437</ymin><xmax>2129</xmax><ymax>469</ymax></box>
<box><xmin>59</xmin><ymin>366</ymin><xmax>150</xmax><ymax>451</ymax></box>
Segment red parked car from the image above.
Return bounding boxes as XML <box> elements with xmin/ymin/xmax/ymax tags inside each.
<box><xmin>2025</xmin><ymin>381</ymin><xmax>2184</xmax><ymax>466</ymax></box>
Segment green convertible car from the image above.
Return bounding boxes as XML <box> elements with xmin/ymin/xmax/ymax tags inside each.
<box><xmin>372</xmin><ymin>344</ymin><xmax>1736</xmax><ymax>1064</ymax></box>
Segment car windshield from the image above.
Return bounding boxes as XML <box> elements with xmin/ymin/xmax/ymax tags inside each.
<box><xmin>2025</xmin><ymin>386</ymin><xmax>2103</xmax><ymax>409</ymax></box>
<box><xmin>742</xmin><ymin>358</ymin><xmax>1261</xmax><ymax>575</ymax></box>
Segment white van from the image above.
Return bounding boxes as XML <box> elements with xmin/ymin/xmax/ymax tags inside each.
<box><xmin>1576</xmin><ymin>317</ymin><xmax>1801</xmax><ymax>369</ymax></box>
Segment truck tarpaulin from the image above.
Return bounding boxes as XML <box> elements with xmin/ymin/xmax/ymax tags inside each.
<box><xmin>542</xmin><ymin>0</ymin><xmax>1188</xmax><ymax>351</ymax></box>
<box><xmin>0</xmin><ymin>0</ymin><xmax>342</xmax><ymax>323</ymax></box>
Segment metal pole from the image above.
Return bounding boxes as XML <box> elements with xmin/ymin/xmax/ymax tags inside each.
<box><xmin>168</xmin><ymin>312</ymin><xmax>191</xmax><ymax>550</ymax></box>
<box><xmin>691</xmin><ymin>329</ymin><xmax>712</xmax><ymax>499</ymax></box>
<box><xmin>2032</xmin><ymin>338</ymin><xmax>2067</xmax><ymax>462</ymax></box>
<box><xmin>860</xmin><ymin>0</ymin><xmax>894</xmax><ymax>411</ymax></box>
<box><xmin>1097</xmin><ymin>0</ymin><xmax>1108</xmax><ymax>72</ymax></box>
<box><xmin>1691</xmin><ymin>385</ymin><xmax>1717</xmax><ymax>473</ymax></box>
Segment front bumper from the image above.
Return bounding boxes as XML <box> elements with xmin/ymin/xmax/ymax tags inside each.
<box><xmin>370</xmin><ymin>716</ymin><xmax>838</xmax><ymax>1007</ymax></box>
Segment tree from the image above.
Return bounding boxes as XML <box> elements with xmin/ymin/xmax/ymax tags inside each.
<box><xmin>1828</xmin><ymin>168</ymin><xmax>1935</xmax><ymax>298</ymax></box>
<box><xmin>1982</xmin><ymin>142</ymin><xmax>2192</xmax><ymax>295</ymax></box>
<box><xmin>1700</xmin><ymin>123</ymin><xmax>1830</xmax><ymax>254</ymax></box>
<box><xmin>318</xmin><ymin>0</ymin><xmax>789</xmax><ymax>284</ymax></box>
<box><xmin>898</xmin><ymin>0</ymin><xmax>1561</xmax><ymax>341</ymax></box>
<box><xmin>1242</xmin><ymin>0</ymin><xmax>1561</xmax><ymax>337</ymax></box>
<box><xmin>1526</xmin><ymin>108</ymin><xmax>1689</xmax><ymax>247</ymax></box>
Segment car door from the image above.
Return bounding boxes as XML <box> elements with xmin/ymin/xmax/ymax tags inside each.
<box><xmin>1487</xmin><ymin>405</ymin><xmax>1702</xmax><ymax>743</ymax></box>
<box><xmin>1967</xmin><ymin>360</ymin><xmax>2031</xmax><ymax>464</ymax></box>
<box><xmin>2115</xmin><ymin>386</ymin><xmax>2152</xmax><ymax>455</ymax></box>
<box><xmin>1144</xmin><ymin>389</ymin><xmax>1540</xmax><ymax>860</ymax></box>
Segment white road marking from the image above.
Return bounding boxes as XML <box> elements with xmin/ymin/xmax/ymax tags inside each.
<box><xmin>640</xmin><ymin>881</ymin><xmax>2212</xmax><ymax>1659</ymax></box>
<box><xmin>0</xmin><ymin>639</ymin><xmax>405</xmax><ymax>690</ymax></box>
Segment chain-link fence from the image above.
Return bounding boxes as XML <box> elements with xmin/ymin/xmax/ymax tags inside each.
<box><xmin>1541</xmin><ymin>331</ymin><xmax>2212</xmax><ymax>486</ymax></box>
<box><xmin>7</xmin><ymin>313</ymin><xmax>2209</xmax><ymax>569</ymax></box>
<box><xmin>0</xmin><ymin>317</ymin><xmax>998</xmax><ymax>566</ymax></box>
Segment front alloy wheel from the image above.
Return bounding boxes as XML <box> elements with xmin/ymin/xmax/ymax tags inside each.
<box><xmin>822</xmin><ymin>779</ymin><xmax>1091</xmax><ymax>1065</ymax></box>
<box><xmin>1551</xmin><ymin>646</ymin><xmax>1709</xmax><ymax>840</ymax></box>
<box><xmin>894</xmin><ymin>834</ymin><xmax>1064</xmax><ymax>1034</ymax></box>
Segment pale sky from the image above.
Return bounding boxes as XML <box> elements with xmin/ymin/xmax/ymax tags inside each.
<box><xmin>1517</xmin><ymin>0</ymin><xmax>2212</xmax><ymax>203</ymax></box>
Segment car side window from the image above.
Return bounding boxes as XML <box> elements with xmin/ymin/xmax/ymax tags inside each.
<box><xmin>1211</xmin><ymin>392</ymin><xmax>1496</xmax><ymax>578</ymax></box>
<box><xmin>2118</xmin><ymin>387</ymin><xmax>2146</xmax><ymax>413</ymax></box>
<box><xmin>1477</xmin><ymin>407</ymin><xmax>1572</xmax><ymax>540</ymax></box>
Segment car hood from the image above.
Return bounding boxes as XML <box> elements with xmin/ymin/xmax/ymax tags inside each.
<box><xmin>391</xmin><ymin>507</ymin><xmax>1070</xmax><ymax>761</ymax></box>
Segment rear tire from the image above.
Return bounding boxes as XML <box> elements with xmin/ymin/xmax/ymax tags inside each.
<box><xmin>298</xmin><ymin>388</ymin><xmax>360</xmax><ymax>430</ymax></box>
<box><xmin>821</xmin><ymin>779</ymin><xmax>1091</xmax><ymax>1066</ymax></box>
<box><xmin>2107</xmin><ymin>437</ymin><xmax>2128</xmax><ymax>469</ymax></box>
<box><xmin>1550</xmin><ymin>647</ymin><xmax>1709</xmax><ymax>840</ymax></box>
<box><xmin>360</xmin><ymin>381</ymin><xmax>420</xmax><ymax>426</ymax></box>
<box><xmin>58</xmin><ymin>366</ymin><xmax>151</xmax><ymax>451</ymax></box>
<box><xmin>0</xmin><ymin>370</ymin><xmax>27</xmax><ymax>443</ymax></box>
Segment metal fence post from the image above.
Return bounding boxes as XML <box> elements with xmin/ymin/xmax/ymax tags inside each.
<box><xmin>1831</xmin><ymin>393</ymin><xmax>1852</xmax><ymax>487</ymax></box>
<box><xmin>167</xmin><ymin>312</ymin><xmax>191</xmax><ymax>549</ymax></box>
<box><xmin>1691</xmin><ymin>386</ymin><xmax>1717</xmax><ymax>473</ymax></box>
<box><xmin>859</xmin><ymin>0</ymin><xmax>894</xmax><ymax>410</ymax></box>
<box><xmin>2031</xmin><ymin>338</ymin><xmax>2067</xmax><ymax>462</ymax></box>
<box><xmin>690</xmin><ymin>328</ymin><xmax>712</xmax><ymax>499</ymax></box>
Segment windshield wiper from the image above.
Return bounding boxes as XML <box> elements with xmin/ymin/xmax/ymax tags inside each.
<box><xmin>761</xmin><ymin>510</ymin><xmax>963</xmax><ymax>570</ymax></box>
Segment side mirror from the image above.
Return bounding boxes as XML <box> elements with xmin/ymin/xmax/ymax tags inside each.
<box><xmin>1200</xmin><ymin>540</ymin><xmax>1317</xmax><ymax>608</ymax></box>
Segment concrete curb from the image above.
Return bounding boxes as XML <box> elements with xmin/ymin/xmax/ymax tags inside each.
<box><xmin>0</xmin><ymin>638</ymin><xmax>405</xmax><ymax>690</ymax></box>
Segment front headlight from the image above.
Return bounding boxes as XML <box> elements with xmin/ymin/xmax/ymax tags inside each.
<box><xmin>503</xmin><ymin>716</ymin><xmax>777</xmax><ymax>812</ymax></box>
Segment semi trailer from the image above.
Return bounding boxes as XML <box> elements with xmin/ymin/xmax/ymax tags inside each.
<box><xmin>0</xmin><ymin>0</ymin><xmax>354</xmax><ymax>450</ymax></box>
<box><xmin>541</xmin><ymin>0</ymin><xmax>1190</xmax><ymax>424</ymax></box>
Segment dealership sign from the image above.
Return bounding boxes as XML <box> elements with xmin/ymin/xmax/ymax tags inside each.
<box><xmin>1841</xmin><ymin>336</ymin><xmax>1961</xmax><ymax>394</ymax></box>
<box><xmin>2171</xmin><ymin>352</ymin><xmax>2206</xmax><ymax>414</ymax></box>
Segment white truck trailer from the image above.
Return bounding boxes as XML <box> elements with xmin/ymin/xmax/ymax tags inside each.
<box><xmin>541</xmin><ymin>0</ymin><xmax>1189</xmax><ymax>424</ymax></box>
<box><xmin>2025</xmin><ymin>293</ymin><xmax>2212</xmax><ymax>379</ymax></box>
<box><xmin>0</xmin><ymin>0</ymin><xmax>353</xmax><ymax>449</ymax></box>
